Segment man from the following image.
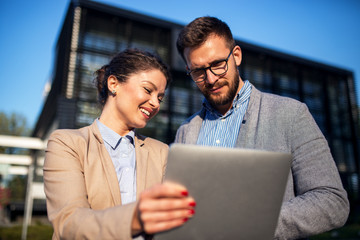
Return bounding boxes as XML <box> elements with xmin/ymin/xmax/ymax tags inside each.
<box><xmin>174</xmin><ymin>16</ymin><xmax>349</xmax><ymax>239</ymax></box>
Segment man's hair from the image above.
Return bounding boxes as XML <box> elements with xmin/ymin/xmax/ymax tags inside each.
<box><xmin>176</xmin><ymin>16</ymin><xmax>236</xmax><ymax>61</ymax></box>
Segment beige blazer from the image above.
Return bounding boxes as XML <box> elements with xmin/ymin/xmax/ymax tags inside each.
<box><xmin>43</xmin><ymin>121</ymin><xmax>168</xmax><ymax>240</ymax></box>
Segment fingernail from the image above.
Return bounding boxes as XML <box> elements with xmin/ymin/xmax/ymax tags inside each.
<box><xmin>189</xmin><ymin>201</ymin><xmax>196</xmax><ymax>207</ymax></box>
<box><xmin>189</xmin><ymin>209</ymin><xmax>195</xmax><ymax>215</ymax></box>
<box><xmin>181</xmin><ymin>190</ymin><xmax>189</xmax><ymax>196</ymax></box>
<box><xmin>183</xmin><ymin>218</ymin><xmax>189</xmax><ymax>222</ymax></box>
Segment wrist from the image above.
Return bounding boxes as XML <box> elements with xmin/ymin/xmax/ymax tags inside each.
<box><xmin>131</xmin><ymin>204</ymin><xmax>143</xmax><ymax>236</ymax></box>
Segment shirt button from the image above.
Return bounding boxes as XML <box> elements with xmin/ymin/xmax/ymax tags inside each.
<box><xmin>216</xmin><ymin>140</ymin><xmax>220</xmax><ymax>144</ymax></box>
<box><xmin>122</xmin><ymin>154</ymin><xmax>127</xmax><ymax>157</ymax></box>
<box><xmin>126</xmin><ymin>168</ymin><xmax>129</xmax><ymax>172</ymax></box>
<box><xmin>221</xmin><ymin>119</ymin><xmax>225</xmax><ymax>122</ymax></box>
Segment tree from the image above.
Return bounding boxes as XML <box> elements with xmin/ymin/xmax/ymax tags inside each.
<box><xmin>0</xmin><ymin>112</ymin><xmax>31</xmax><ymax>205</ymax></box>
<box><xmin>0</xmin><ymin>111</ymin><xmax>30</xmax><ymax>136</ymax></box>
<box><xmin>0</xmin><ymin>111</ymin><xmax>31</xmax><ymax>154</ymax></box>
<box><xmin>7</xmin><ymin>175</ymin><xmax>27</xmax><ymax>202</ymax></box>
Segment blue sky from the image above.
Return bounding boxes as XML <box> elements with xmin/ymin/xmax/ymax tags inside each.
<box><xmin>0</xmin><ymin>0</ymin><xmax>359</xmax><ymax>130</ymax></box>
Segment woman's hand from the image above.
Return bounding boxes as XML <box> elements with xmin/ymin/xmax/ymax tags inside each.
<box><xmin>131</xmin><ymin>181</ymin><xmax>196</xmax><ymax>235</ymax></box>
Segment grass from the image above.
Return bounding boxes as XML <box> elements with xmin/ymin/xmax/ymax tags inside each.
<box><xmin>0</xmin><ymin>223</ymin><xmax>53</xmax><ymax>240</ymax></box>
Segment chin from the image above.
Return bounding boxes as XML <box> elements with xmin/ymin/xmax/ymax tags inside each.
<box><xmin>134</xmin><ymin>121</ymin><xmax>148</xmax><ymax>129</ymax></box>
<box><xmin>208</xmin><ymin>96</ymin><xmax>229</xmax><ymax>105</ymax></box>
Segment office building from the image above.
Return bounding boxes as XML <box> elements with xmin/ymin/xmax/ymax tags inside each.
<box><xmin>33</xmin><ymin>0</ymin><xmax>360</xmax><ymax>209</ymax></box>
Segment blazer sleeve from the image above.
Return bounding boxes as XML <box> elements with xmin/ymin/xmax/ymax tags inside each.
<box><xmin>274</xmin><ymin>103</ymin><xmax>349</xmax><ymax>239</ymax></box>
<box><xmin>44</xmin><ymin>130</ymin><xmax>136</xmax><ymax>240</ymax></box>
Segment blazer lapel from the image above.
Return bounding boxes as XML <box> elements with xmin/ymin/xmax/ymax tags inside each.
<box><xmin>89</xmin><ymin>122</ymin><xmax>122</xmax><ymax>205</ymax></box>
<box><xmin>235</xmin><ymin>84</ymin><xmax>259</xmax><ymax>148</ymax></box>
<box><xmin>135</xmin><ymin>134</ymin><xmax>148</xmax><ymax>200</ymax></box>
<box><xmin>185</xmin><ymin>108</ymin><xmax>206</xmax><ymax>144</ymax></box>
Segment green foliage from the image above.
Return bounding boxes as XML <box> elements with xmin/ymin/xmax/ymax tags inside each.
<box><xmin>7</xmin><ymin>176</ymin><xmax>27</xmax><ymax>201</ymax></box>
<box><xmin>0</xmin><ymin>223</ymin><xmax>53</xmax><ymax>240</ymax></box>
<box><xmin>0</xmin><ymin>112</ymin><xmax>30</xmax><ymax>136</ymax></box>
<box><xmin>0</xmin><ymin>111</ymin><xmax>31</xmax><ymax>155</ymax></box>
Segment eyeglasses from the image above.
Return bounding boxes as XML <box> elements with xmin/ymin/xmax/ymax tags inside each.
<box><xmin>187</xmin><ymin>49</ymin><xmax>233</xmax><ymax>83</ymax></box>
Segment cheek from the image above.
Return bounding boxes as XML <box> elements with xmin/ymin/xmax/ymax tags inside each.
<box><xmin>131</xmin><ymin>91</ymin><xmax>147</xmax><ymax>102</ymax></box>
<box><xmin>196</xmin><ymin>83</ymin><xmax>205</xmax><ymax>90</ymax></box>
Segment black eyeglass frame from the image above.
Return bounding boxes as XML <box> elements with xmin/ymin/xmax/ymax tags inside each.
<box><xmin>186</xmin><ymin>48</ymin><xmax>234</xmax><ymax>83</ymax></box>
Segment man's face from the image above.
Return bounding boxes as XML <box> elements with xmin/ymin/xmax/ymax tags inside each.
<box><xmin>184</xmin><ymin>35</ymin><xmax>243</xmax><ymax>114</ymax></box>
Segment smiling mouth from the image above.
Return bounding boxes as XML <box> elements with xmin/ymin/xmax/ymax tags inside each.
<box><xmin>210</xmin><ymin>86</ymin><xmax>222</xmax><ymax>92</ymax></box>
<box><xmin>208</xmin><ymin>84</ymin><xmax>225</xmax><ymax>93</ymax></box>
<box><xmin>140</xmin><ymin>108</ymin><xmax>150</xmax><ymax>117</ymax></box>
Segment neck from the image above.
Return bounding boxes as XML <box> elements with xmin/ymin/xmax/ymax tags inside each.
<box><xmin>215</xmin><ymin>103</ymin><xmax>232</xmax><ymax>116</ymax></box>
<box><xmin>99</xmin><ymin>103</ymin><xmax>131</xmax><ymax>136</ymax></box>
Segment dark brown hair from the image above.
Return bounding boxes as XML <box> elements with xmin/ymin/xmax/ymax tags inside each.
<box><xmin>176</xmin><ymin>16</ymin><xmax>235</xmax><ymax>61</ymax></box>
<box><xmin>95</xmin><ymin>48</ymin><xmax>171</xmax><ymax>106</ymax></box>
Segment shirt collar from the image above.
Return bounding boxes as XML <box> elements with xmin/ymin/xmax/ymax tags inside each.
<box><xmin>203</xmin><ymin>80</ymin><xmax>251</xmax><ymax>117</ymax></box>
<box><xmin>96</xmin><ymin>119</ymin><xmax>135</xmax><ymax>149</ymax></box>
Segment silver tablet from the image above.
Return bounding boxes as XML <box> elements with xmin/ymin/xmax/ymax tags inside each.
<box><xmin>156</xmin><ymin>144</ymin><xmax>291</xmax><ymax>240</ymax></box>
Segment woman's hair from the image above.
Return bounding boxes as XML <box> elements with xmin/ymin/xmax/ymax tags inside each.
<box><xmin>95</xmin><ymin>48</ymin><xmax>171</xmax><ymax>106</ymax></box>
<box><xmin>176</xmin><ymin>16</ymin><xmax>235</xmax><ymax>61</ymax></box>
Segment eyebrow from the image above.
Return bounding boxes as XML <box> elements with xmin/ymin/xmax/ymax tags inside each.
<box><xmin>190</xmin><ymin>57</ymin><xmax>227</xmax><ymax>71</ymax></box>
<box><xmin>143</xmin><ymin>81</ymin><xmax>165</xmax><ymax>95</ymax></box>
<box><xmin>142</xmin><ymin>80</ymin><xmax>157</xmax><ymax>89</ymax></box>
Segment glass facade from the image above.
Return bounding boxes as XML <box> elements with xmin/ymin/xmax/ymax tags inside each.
<box><xmin>240</xmin><ymin>49</ymin><xmax>359</xmax><ymax>200</ymax></box>
<box><xmin>68</xmin><ymin>7</ymin><xmax>174</xmax><ymax>143</ymax></box>
<box><xmin>34</xmin><ymin>0</ymin><xmax>359</xmax><ymax>211</ymax></box>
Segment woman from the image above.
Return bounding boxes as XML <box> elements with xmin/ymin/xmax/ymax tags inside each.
<box><xmin>43</xmin><ymin>49</ymin><xmax>196</xmax><ymax>239</ymax></box>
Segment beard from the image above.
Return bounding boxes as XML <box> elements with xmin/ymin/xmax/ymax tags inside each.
<box><xmin>202</xmin><ymin>72</ymin><xmax>240</xmax><ymax>108</ymax></box>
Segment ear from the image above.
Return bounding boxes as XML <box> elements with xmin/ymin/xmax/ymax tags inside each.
<box><xmin>232</xmin><ymin>45</ymin><xmax>242</xmax><ymax>67</ymax></box>
<box><xmin>107</xmin><ymin>75</ymin><xmax>118</xmax><ymax>93</ymax></box>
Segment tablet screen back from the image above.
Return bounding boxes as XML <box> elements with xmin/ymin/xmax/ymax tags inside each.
<box><xmin>156</xmin><ymin>144</ymin><xmax>291</xmax><ymax>240</ymax></box>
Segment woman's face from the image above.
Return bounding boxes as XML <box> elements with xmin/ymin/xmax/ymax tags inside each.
<box><xmin>112</xmin><ymin>69</ymin><xmax>167</xmax><ymax>133</ymax></box>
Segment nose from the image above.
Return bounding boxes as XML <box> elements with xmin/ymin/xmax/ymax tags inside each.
<box><xmin>205</xmin><ymin>69</ymin><xmax>219</xmax><ymax>85</ymax></box>
<box><xmin>149</xmin><ymin>95</ymin><xmax>160</xmax><ymax>109</ymax></box>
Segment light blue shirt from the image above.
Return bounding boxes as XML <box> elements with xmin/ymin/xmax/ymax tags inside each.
<box><xmin>197</xmin><ymin>80</ymin><xmax>252</xmax><ymax>147</ymax></box>
<box><xmin>96</xmin><ymin>119</ymin><xmax>136</xmax><ymax>205</ymax></box>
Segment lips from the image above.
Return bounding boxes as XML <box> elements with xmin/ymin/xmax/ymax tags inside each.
<box><xmin>210</xmin><ymin>86</ymin><xmax>223</xmax><ymax>93</ymax></box>
<box><xmin>140</xmin><ymin>107</ymin><xmax>152</xmax><ymax>118</ymax></box>
<box><xmin>207</xmin><ymin>83</ymin><xmax>226</xmax><ymax>94</ymax></box>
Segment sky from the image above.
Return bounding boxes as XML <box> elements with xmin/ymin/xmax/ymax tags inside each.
<box><xmin>0</xmin><ymin>0</ymin><xmax>359</xmax><ymax>130</ymax></box>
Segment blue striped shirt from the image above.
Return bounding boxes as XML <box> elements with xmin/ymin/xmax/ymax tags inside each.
<box><xmin>197</xmin><ymin>80</ymin><xmax>252</xmax><ymax>148</ymax></box>
<box><xmin>96</xmin><ymin>119</ymin><xmax>137</xmax><ymax>205</ymax></box>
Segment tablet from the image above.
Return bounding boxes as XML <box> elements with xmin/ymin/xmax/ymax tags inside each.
<box><xmin>156</xmin><ymin>144</ymin><xmax>291</xmax><ymax>240</ymax></box>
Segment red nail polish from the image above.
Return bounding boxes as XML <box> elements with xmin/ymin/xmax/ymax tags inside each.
<box><xmin>181</xmin><ymin>190</ymin><xmax>189</xmax><ymax>196</ymax></box>
<box><xmin>189</xmin><ymin>201</ymin><xmax>196</xmax><ymax>207</ymax></box>
<box><xmin>183</xmin><ymin>218</ymin><xmax>189</xmax><ymax>222</ymax></box>
<box><xmin>189</xmin><ymin>209</ymin><xmax>195</xmax><ymax>215</ymax></box>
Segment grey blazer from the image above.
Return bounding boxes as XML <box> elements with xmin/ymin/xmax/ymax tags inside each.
<box><xmin>175</xmin><ymin>85</ymin><xmax>349</xmax><ymax>240</ymax></box>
